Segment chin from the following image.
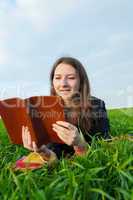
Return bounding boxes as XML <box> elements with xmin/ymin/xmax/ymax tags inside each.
<box><xmin>60</xmin><ymin>95</ymin><xmax>72</xmax><ymax>101</ymax></box>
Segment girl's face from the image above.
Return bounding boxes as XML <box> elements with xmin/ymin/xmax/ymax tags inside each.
<box><xmin>53</xmin><ymin>63</ymin><xmax>80</xmax><ymax>102</ymax></box>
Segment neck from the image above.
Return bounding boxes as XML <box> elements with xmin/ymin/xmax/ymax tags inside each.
<box><xmin>63</xmin><ymin>98</ymin><xmax>72</xmax><ymax>107</ymax></box>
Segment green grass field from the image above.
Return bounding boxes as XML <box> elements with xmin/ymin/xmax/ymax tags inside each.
<box><xmin>0</xmin><ymin>108</ymin><xmax>133</xmax><ymax>200</ymax></box>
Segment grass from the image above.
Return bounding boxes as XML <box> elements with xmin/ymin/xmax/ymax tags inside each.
<box><xmin>0</xmin><ymin>107</ymin><xmax>133</xmax><ymax>200</ymax></box>
<box><xmin>108</xmin><ymin>107</ymin><xmax>133</xmax><ymax>136</ymax></box>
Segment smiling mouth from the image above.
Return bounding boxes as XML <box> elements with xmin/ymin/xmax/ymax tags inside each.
<box><xmin>59</xmin><ymin>90</ymin><xmax>71</xmax><ymax>94</ymax></box>
<box><xmin>60</xmin><ymin>90</ymin><xmax>70</xmax><ymax>91</ymax></box>
<box><xmin>60</xmin><ymin>89</ymin><xmax>71</xmax><ymax>91</ymax></box>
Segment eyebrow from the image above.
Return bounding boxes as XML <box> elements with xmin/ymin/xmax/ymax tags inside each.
<box><xmin>54</xmin><ymin>73</ymin><xmax>76</xmax><ymax>76</ymax></box>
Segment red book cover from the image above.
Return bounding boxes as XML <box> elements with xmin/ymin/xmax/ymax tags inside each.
<box><xmin>0</xmin><ymin>96</ymin><xmax>65</xmax><ymax>147</ymax></box>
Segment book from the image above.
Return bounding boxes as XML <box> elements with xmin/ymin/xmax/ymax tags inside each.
<box><xmin>0</xmin><ymin>96</ymin><xmax>65</xmax><ymax>147</ymax></box>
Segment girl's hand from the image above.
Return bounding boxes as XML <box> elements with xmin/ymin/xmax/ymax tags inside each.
<box><xmin>52</xmin><ymin>121</ymin><xmax>81</xmax><ymax>146</ymax></box>
<box><xmin>22</xmin><ymin>126</ymin><xmax>57</xmax><ymax>161</ymax></box>
<box><xmin>22</xmin><ymin>126</ymin><xmax>38</xmax><ymax>151</ymax></box>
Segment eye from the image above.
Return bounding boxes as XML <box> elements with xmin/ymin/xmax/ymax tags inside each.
<box><xmin>68</xmin><ymin>77</ymin><xmax>75</xmax><ymax>79</ymax></box>
<box><xmin>54</xmin><ymin>77</ymin><xmax>60</xmax><ymax>80</ymax></box>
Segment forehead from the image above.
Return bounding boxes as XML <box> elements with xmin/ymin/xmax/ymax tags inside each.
<box><xmin>54</xmin><ymin>63</ymin><xmax>77</xmax><ymax>75</ymax></box>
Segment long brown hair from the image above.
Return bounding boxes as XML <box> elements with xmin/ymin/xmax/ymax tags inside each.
<box><xmin>50</xmin><ymin>57</ymin><xmax>92</xmax><ymax>133</ymax></box>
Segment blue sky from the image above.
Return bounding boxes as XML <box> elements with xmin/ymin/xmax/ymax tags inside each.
<box><xmin>0</xmin><ymin>0</ymin><xmax>133</xmax><ymax>108</ymax></box>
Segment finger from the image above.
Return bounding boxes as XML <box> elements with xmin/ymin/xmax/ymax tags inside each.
<box><xmin>56</xmin><ymin>121</ymin><xmax>75</xmax><ymax>130</ymax></box>
<box><xmin>22</xmin><ymin>126</ymin><xmax>28</xmax><ymax>139</ymax></box>
<box><xmin>27</xmin><ymin>131</ymin><xmax>32</xmax><ymax>146</ymax></box>
<box><xmin>22</xmin><ymin>126</ymin><xmax>33</xmax><ymax>150</ymax></box>
<box><xmin>22</xmin><ymin>126</ymin><xmax>28</xmax><ymax>144</ymax></box>
<box><xmin>52</xmin><ymin>123</ymin><xmax>69</xmax><ymax>135</ymax></box>
<box><xmin>32</xmin><ymin>141</ymin><xmax>38</xmax><ymax>152</ymax></box>
<box><xmin>24</xmin><ymin>129</ymin><xmax>29</xmax><ymax>144</ymax></box>
<box><xmin>56</xmin><ymin>121</ymin><xmax>70</xmax><ymax>127</ymax></box>
<box><xmin>22</xmin><ymin>126</ymin><xmax>25</xmax><ymax>140</ymax></box>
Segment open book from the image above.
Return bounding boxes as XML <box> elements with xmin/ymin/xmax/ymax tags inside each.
<box><xmin>0</xmin><ymin>96</ymin><xmax>65</xmax><ymax>147</ymax></box>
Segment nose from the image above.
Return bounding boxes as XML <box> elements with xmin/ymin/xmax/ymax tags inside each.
<box><xmin>60</xmin><ymin>78</ymin><xmax>68</xmax><ymax>87</ymax></box>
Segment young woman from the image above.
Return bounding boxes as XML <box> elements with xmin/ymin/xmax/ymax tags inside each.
<box><xmin>22</xmin><ymin>57</ymin><xmax>110</xmax><ymax>159</ymax></box>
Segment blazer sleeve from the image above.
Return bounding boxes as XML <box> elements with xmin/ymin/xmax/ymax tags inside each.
<box><xmin>96</xmin><ymin>100</ymin><xmax>110</xmax><ymax>139</ymax></box>
<box><xmin>88</xmin><ymin>97</ymin><xmax>111</xmax><ymax>139</ymax></box>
